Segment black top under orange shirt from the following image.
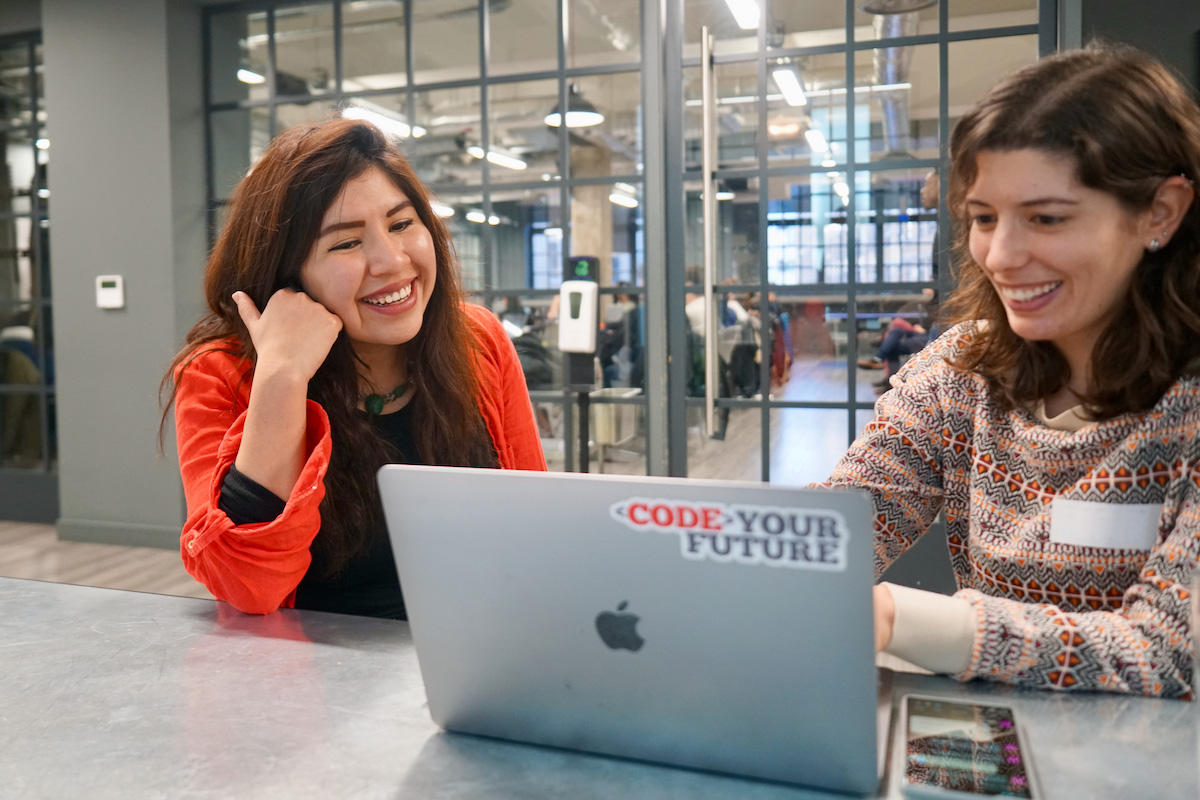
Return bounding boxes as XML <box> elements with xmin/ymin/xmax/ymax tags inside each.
<box><xmin>218</xmin><ymin>407</ymin><xmax>417</xmax><ymax>620</ymax></box>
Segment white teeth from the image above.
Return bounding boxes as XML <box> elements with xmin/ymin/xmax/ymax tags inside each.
<box><xmin>363</xmin><ymin>284</ymin><xmax>413</xmax><ymax>306</ymax></box>
<box><xmin>999</xmin><ymin>281</ymin><xmax>1061</xmax><ymax>303</ymax></box>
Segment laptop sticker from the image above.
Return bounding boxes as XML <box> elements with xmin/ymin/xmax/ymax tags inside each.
<box><xmin>610</xmin><ymin>498</ymin><xmax>848</xmax><ymax>571</ymax></box>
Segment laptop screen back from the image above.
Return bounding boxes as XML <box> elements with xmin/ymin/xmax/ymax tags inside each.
<box><xmin>379</xmin><ymin>466</ymin><xmax>881</xmax><ymax>793</ymax></box>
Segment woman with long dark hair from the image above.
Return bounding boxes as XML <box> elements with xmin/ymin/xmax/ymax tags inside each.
<box><xmin>164</xmin><ymin>118</ymin><xmax>545</xmax><ymax>618</ymax></box>
<box><xmin>829</xmin><ymin>45</ymin><xmax>1200</xmax><ymax>696</ymax></box>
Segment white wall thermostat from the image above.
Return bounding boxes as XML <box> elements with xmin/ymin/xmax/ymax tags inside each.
<box><xmin>95</xmin><ymin>275</ymin><xmax>125</xmax><ymax>309</ymax></box>
<box><xmin>557</xmin><ymin>279</ymin><xmax>599</xmax><ymax>354</ymax></box>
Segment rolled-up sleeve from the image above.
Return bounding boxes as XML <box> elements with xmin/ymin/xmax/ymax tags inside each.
<box><xmin>175</xmin><ymin>348</ymin><xmax>332</xmax><ymax>614</ymax></box>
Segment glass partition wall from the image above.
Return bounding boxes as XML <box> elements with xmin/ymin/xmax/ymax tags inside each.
<box><xmin>676</xmin><ymin>0</ymin><xmax>1045</xmax><ymax>483</ymax></box>
<box><xmin>204</xmin><ymin>1</ymin><xmax>1053</xmax><ymax>481</ymax></box>
<box><xmin>0</xmin><ymin>33</ymin><xmax>54</xmax><ymax>521</ymax></box>
<box><xmin>206</xmin><ymin>0</ymin><xmax>646</xmax><ymax>474</ymax></box>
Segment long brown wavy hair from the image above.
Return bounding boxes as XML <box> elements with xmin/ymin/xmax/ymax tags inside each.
<box><xmin>162</xmin><ymin>118</ymin><xmax>497</xmax><ymax>574</ymax></box>
<box><xmin>942</xmin><ymin>44</ymin><xmax>1200</xmax><ymax>419</ymax></box>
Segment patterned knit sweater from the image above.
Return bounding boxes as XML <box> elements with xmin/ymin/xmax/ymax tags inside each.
<box><xmin>830</xmin><ymin>323</ymin><xmax>1200</xmax><ymax>697</ymax></box>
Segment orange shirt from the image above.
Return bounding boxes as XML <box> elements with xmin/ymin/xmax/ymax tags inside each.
<box><xmin>174</xmin><ymin>303</ymin><xmax>546</xmax><ymax>614</ymax></box>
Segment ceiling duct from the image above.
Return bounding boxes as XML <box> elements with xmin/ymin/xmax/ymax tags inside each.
<box><xmin>252</xmin><ymin>1</ymin><xmax>513</xmax><ymax>46</ymax></box>
<box><xmin>863</xmin><ymin>0</ymin><xmax>934</xmax><ymax>159</ymax></box>
<box><xmin>412</xmin><ymin>0</ymin><xmax>511</xmax><ymax>23</ymax></box>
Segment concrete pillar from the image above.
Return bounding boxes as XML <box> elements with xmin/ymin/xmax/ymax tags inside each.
<box><xmin>570</xmin><ymin>142</ymin><xmax>613</xmax><ymax>289</ymax></box>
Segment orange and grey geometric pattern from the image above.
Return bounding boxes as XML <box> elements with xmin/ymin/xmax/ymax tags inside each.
<box><xmin>830</xmin><ymin>323</ymin><xmax>1199</xmax><ymax>698</ymax></box>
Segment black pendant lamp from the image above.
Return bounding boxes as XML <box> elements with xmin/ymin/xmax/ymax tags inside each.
<box><xmin>544</xmin><ymin>83</ymin><xmax>605</xmax><ymax>128</ymax></box>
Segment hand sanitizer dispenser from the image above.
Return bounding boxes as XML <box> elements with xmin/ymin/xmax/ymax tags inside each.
<box><xmin>558</xmin><ymin>280</ymin><xmax>599</xmax><ymax>389</ymax></box>
<box><xmin>557</xmin><ymin>280</ymin><xmax>598</xmax><ymax>355</ymax></box>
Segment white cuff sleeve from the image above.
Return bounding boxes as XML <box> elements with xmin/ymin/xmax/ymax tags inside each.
<box><xmin>881</xmin><ymin>582</ymin><xmax>975</xmax><ymax>675</ymax></box>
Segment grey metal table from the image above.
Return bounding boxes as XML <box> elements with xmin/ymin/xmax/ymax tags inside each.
<box><xmin>1</xmin><ymin>577</ymin><xmax>1196</xmax><ymax>799</ymax></box>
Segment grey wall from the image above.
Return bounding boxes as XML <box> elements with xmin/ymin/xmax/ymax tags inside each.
<box><xmin>167</xmin><ymin>1</ymin><xmax>210</xmax><ymax>346</ymax></box>
<box><xmin>0</xmin><ymin>0</ymin><xmax>40</xmax><ymax>36</ymax></box>
<box><xmin>42</xmin><ymin>0</ymin><xmax>206</xmax><ymax>546</ymax></box>
<box><xmin>1082</xmin><ymin>0</ymin><xmax>1200</xmax><ymax>92</ymax></box>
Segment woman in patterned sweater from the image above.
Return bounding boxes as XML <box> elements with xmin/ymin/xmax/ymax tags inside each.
<box><xmin>830</xmin><ymin>45</ymin><xmax>1200</xmax><ymax>697</ymax></box>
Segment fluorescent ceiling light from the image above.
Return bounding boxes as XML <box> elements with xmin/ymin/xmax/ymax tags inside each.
<box><xmin>35</xmin><ymin>138</ymin><xmax>48</xmax><ymax>150</ymax></box>
<box><xmin>686</xmin><ymin>82</ymin><xmax>913</xmax><ymax>108</ymax></box>
<box><xmin>715</xmin><ymin>191</ymin><xmax>735</xmax><ymax>201</ymax></box>
<box><xmin>343</xmin><ymin>104</ymin><xmax>425</xmax><ymax>139</ymax></box>
<box><xmin>485</xmin><ymin>151</ymin><xmax>526</xmax><ymax>171</ymax></box>
<box><xmin>611</xmin><ymin>183</ymin><xmax>639</xmax><ymax>207</ymax></box>
<box><xmin>771</xmin><ymin>69</ymin><xmax>807</xmax><ymax>107</ymax></box>
<box><xmin>488</xmin><ymin>215</ymin><xmax>500</xmax><ymax>225</ymax></box>
<box><xmin>833</xmin><ymin>181</ymin><xmax>850</xmax><ymax>197</ymax></box>
<box><xmin>821</xmin><ymin>158</ymin><xmax>837</xmax><ymax>168</ymax></box>
<box><xmin>792</xmin><ymin>82</ymin><xmax>914</xmax><ymax>100</ymax></box>
<box><xmin>465</xmin><ymin>145</ymin><xmax>527</xmax><ymax>171</ymax></box>
<box><xmin>431</xmin><ymin>202</ymin><xmax>455</xmax><ymax>218</ymax></box>
<box><xmin>237</xmin><ymin>68</ymin><xmax>266</xmax><ymax>85</ymax></box>
<box><xmin>609</xmin><ymin>192</ymin><xmax>639</xmax><ymax>209</ymax></box>
<box><xmin>828</xmin><ymin>82</ymin><xmax>911</xmax><ymax>97</ymax></box>
<box><xmin>768</xmin><ymin>121</ymin><xmax>802</xmax><ymax>137</ymax></box>
<box><xmin>723</xmin><ymin>0</ymin><xmax>760</xmax><ymax>30</ymax></box>
<box><xmin>696</xmin><ymin>94</ymin><xmax>757</xmax><ymax>106</ymax></box>
<box><xmin>805</xmin><ymin>128</ymin><xmax>829</xmax><ymax>153</ymax></box>
<box><xmin>466</xmin><ymin>210</ymin><xmax>487</xmax><ymax>224</ymax></box>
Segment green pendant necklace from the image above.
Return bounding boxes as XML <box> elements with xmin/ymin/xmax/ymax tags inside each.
<box><xmin>360</xmin><ymin>384</ymin><xmax>408</xmax><ymax>416</ymax></box>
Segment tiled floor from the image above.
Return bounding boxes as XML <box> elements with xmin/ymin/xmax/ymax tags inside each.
<box><xmin>545</xmin><ymin>357</ymin><xmax>880</xmax><ymax>483</ymax></box>
<box><xmin>0</xmin><ymin>520</ymin><xmax>212</xmax><ymax>599</ymax></box>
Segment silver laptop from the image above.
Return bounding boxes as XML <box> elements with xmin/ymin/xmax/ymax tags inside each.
<box><xmin>379</xmin><ymin>466</ymin><xmax>891</xmax><ymax>794</ymax></box>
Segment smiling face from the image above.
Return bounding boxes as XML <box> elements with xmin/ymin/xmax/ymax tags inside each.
<box><xmin>966</xmin><ymin>149</ymin><xmax>1150</xmax><ymax>375</ymax></box>
<box><xmin>299</xmin><ymin>166</ymin><xmax>437</xmax><ymax>374</ymax></box>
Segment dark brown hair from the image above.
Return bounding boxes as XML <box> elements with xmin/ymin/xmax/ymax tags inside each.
<box><xmin>162</xmin><ymin>117</ymin><xmax>497</xmax><ymax>574</ymax></box>
<box><xmin>942</xmin><ymin>44</ymin><xmax>1200</xmax><ymax>418</ymax></box>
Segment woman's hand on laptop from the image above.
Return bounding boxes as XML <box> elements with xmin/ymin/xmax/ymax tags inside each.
<box><xmin>873</xmin><ymin>583</ymin><xmax>895</xmax><ymax>652</ymax></box>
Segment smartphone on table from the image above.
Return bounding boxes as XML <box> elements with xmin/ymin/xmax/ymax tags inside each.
<box><xmin>898</xmin><ymin>694</ymin><xmax>1039</xmax><ymax>799</ymax></box>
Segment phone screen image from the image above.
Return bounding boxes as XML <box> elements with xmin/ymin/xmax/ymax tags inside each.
<box><xmin>904</xmin><ymin>697</ymin><xmax>1032</xmax><ymax>798</ymax></box>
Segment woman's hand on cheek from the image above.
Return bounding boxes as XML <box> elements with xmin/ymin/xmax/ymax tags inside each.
<box><xmin>873</xmin><ymin>583</ymin><xmax>896</xmax><ymax>653</ymax></box>
<box><xmin>233</xmin><ymin>289</ymin><xmax>343</xmax><ymax>383</ymax></box>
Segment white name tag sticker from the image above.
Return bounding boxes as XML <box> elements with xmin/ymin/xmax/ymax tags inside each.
<box><xmin>1049</xmin><ymin>498</ymin><xmax>1161</xmax><ymax>551</ymax></box>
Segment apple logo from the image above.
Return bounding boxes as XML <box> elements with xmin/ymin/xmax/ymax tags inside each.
<box><xmin>595</xmin><ymin>601</ymin><xmax>645</xmax><ymax>651</ymax></box>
